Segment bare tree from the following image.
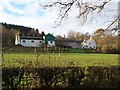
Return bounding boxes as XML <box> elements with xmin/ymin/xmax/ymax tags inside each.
<box><xmin>67</xmin><ymin>30</ymin><xmax>89</xmax><ymax>40</ymax></box>
<box><xmin>2</xmin><ymin>26</ymin><xmax>18</xmax><ymax>45</ymax></box>
<box><xmin>93</xmin><ymin>28</ymin><xmax>119</xmax><ymax>53</ymax></box>
<box><xmin>67</xmin><ymin>30</ymin><xmax>81</xmax><ymax>40</ymax></box>
<box><xmin>40</xmin><ymin>0</ymin><xmax>119</xmax><ymax>33</ymax></box>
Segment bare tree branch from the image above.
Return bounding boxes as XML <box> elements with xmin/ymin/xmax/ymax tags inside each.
<box><xmin>103</xmin><ymin>15</ymin><xmax>120</xmax><ymax>36</ymax></box>
<box><xmin>40</xmin><ymin>0</ymin><xmax>118</xmax><ymax>33</ymax></box>
<box><xmin>40</xmin><ymin>0</ymin><xmax>111</xmax><ymax>25</ymax></box>
<box><xmin>106</xmin><ymin>16</ymin><xmax>120</xmax><ymax>30</ymax></box>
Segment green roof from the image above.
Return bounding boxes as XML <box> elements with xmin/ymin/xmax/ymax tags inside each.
<box><xmin>45</xmin><ymin>33</ymin><xmax>55</xmax><ymax>44</ymax></box>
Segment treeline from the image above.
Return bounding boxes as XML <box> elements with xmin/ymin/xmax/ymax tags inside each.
<box><xmin>56</xmin><ymin>29</ymin><xmax>119</xmax><ymax>54</ymax></box>
<box><xmin>1</xmin><ymin>23</ymin><xmax>44</xmax><ymax>45</ymax></box>
<box><xmin>93</xmin><ymin>29</ymin><xmax>119</xmax><ymax>54</ymax></box>
<box><xmin>1</xmin><ymin>23</ymin><xmax>32</xmax><ymax>33</ymax></box>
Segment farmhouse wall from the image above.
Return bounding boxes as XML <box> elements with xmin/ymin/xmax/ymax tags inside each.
<box><xmin>20</xmin><ymin>39</ymin><xmax>43</xmax><ymax>47</ymax></box>
<box><xmin>47</xmin><ymin>41</ymin><xmax>55</xmax><ymax>47</ymax></box>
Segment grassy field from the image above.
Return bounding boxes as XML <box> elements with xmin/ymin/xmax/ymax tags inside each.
<box><xmin>2</xmin><ymin>53</ymin><xmax>118</xmax><ymax>68</ymax></box>
<box><xmin>2</xmin><ymin>45</ymin><xmax>95</xmax><ymax>53</ymax></box>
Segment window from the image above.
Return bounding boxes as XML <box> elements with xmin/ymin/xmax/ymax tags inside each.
<box><xmin>39</xmin><ymin>41</ymin><xmax>42</xmax><ymax>43</ymax></box>
<box><xmin>50</xmin><ymin>41</ymin><xmax>53</xmax><ymax>43</ymax></box>
<box><xmin>23</xmin><ymin>40</ymin><xmax>26</xmax><ymax>42</ymax></box>
<box><xmin>31</xmin><ymin>40</ymin><xmax>34</xmax><ymax>43</ymax></box>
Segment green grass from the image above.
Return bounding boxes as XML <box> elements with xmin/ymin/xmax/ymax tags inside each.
<box><xmin>2</xmin><ymin>45</ymin><xmax>95</xmax><ymax>53</ymax></box>
<box><xmin>2</xmin><ymin>53</ymin><xmax>118</xmax><ymax>68</ymax></box>
<box><xmin>67</xmin><ymin>48</ymin><xmax>94</xmax><ymax>53</ymax></box>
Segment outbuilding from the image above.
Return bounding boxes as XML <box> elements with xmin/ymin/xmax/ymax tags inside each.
<box><xmin>44</xmin><ymin>33</ymin><xmax>55</xmax><ymax>47</ymax></box>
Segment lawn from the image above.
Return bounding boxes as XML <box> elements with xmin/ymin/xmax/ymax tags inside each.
<box><xmin>2</xmin><ymin>53</ymin><xmax>118</xmax><ymax>68</ymax></box>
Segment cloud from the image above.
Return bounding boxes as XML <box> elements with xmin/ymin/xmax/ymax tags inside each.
<box><xmin>0</xmin><ymin>0</ymin><xmax>24</xmax><ymax>15</ymax></box>
<box><xmin>9</xmin><ymin>2</ymin><xmax>26</xmax><ymax>9</ymax></box>
<box><xmin>0</xmin><ymin>0</ymin><xmax>119</xmax><ymax>36</ymax></box>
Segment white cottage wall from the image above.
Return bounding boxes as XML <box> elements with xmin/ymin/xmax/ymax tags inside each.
<box><xmin>86</xmin><ymin>37</ymin><xmax>96</xmax><ymax>49</ymax></box>
<box><xmin>15</xmin><ymin>35</ymin><xmax>20</xmax><ymax>45</ymax></box>
<box><xmin>21</xmin><ymin>39</ymin><xmax>43</xmax><ymax>47</ymax></box>
<box><xmin>82</xmin><ymin>37</ymin><xmax>96</xmax><ymax>49</ymax></box>
<box><xmin>47</xmin><ymin>41</ymin><xmax>55</xmax><ymax>47</ymax></box>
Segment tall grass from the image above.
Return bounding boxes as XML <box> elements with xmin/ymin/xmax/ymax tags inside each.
<box><xmin>2</xmin><ymin>53</ymin><xmax>118</xmax><ymax>68</ymax></box>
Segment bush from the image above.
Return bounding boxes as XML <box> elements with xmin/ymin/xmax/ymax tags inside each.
<box><xmin>2</xmin><ymin>66</ymin><xmax>120</xmax><ymax>89</ymax></box>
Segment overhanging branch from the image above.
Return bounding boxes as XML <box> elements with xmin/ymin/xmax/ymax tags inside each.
<box><xmin>40</xmin><ymin>0</ymin><xmax>115</xmax><ymax>26</ymax></box>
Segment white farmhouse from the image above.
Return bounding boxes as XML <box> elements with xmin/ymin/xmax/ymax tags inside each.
<box><xmin>15</xmin><ymin>34</ymin><xmax>44</xmax><ymax>47</ymax></box>
<box><xmin>82</xmin><ymin>37</ymin><xmax>96</xmax><ymax>49</ymax></box>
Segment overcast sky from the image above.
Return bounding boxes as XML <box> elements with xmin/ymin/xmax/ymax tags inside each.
<box><xmin>0</xmin><ymin>0</ymin><xmax>119</xmax><ymax>36</ymax></box>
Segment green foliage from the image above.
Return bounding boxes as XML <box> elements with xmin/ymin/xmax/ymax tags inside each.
<box><xmin>2</xmin><ymin>67</ymin><xmax>120</xmax><ymax>89</ymax></box>
<box><xmin>2</xmin><ymin>52</ymin><xmax>119</xmax><ymax>89</ymax></box>
<box><xmin>2</xmin><ymin>67</ymin><xmax>24</xmax><ymax>89</ymax></box>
